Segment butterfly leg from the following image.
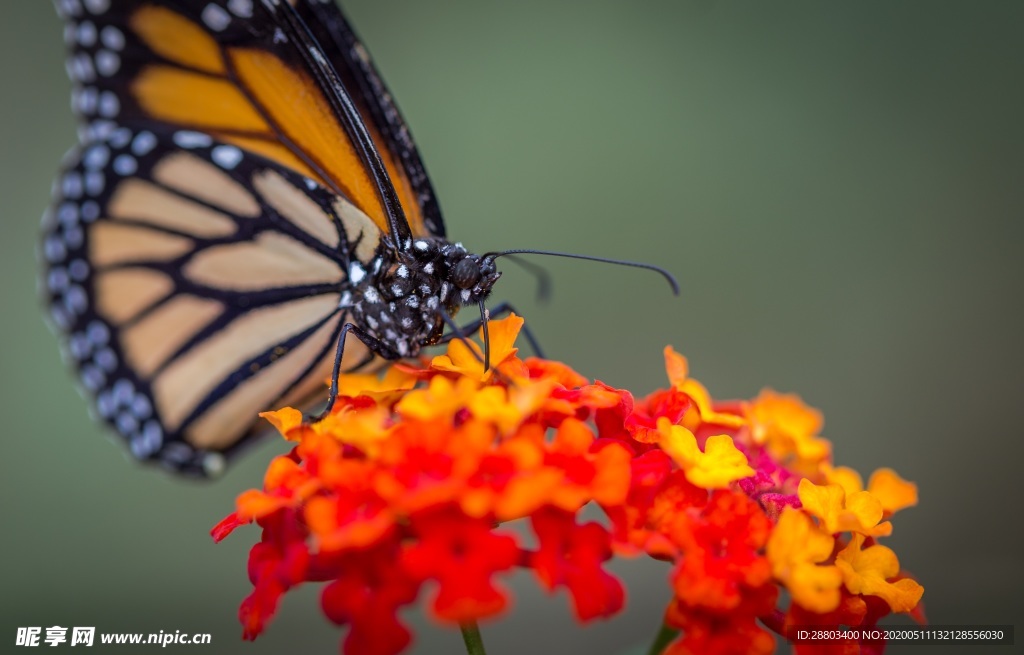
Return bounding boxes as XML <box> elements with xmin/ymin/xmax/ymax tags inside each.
<box><xmin>437</xmin><ymin>302</ymin><xmax>545</xmax><ymax>359</ymax></box>
<box><xmin>306</xmin><ymin>322</ymin><xmax>393</xmax><ymax>424</ymax></box>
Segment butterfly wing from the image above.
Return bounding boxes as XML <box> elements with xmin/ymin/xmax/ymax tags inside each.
<box><xmin>294</xmin><ymin>0</ymin><xmax>445</xmax><ymax>237</ymax></box>
<box><xmin>45</xmin><ymin>0</ymin><xmax>433</xmax><ymax>474</ymax></box>
<box><xmin>57</xmin><ymin>0</ymin><xmax>439</xmax><ymax>239</ymax></box>
<box><xmin>43</xmin><ymin>124</ymin><xmax>387</xmax><ymax>475</ymax></box>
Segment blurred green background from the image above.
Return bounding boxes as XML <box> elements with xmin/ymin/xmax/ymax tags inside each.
<box><xmin>2</xmin><ymin>1</ymin><xmax>1021</xmax><ymax>653</ymax></box>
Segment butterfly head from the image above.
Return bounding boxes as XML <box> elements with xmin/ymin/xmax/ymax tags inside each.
<box><xmin>351</xmin><ymin>238</ymin><xmax>501</xmax><ymax>358</ymax></box>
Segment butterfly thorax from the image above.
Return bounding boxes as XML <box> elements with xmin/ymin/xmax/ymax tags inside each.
<box><xmin>349</xmin><ymin>238</ymin><xmax>500</xmax><ymax>359</ymax></box>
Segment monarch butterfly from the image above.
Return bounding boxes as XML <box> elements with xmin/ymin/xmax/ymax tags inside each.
<box><xmin>42</xmin><ymin>0</ymin><xmax>675</xmax><ymax>477</ymax></box>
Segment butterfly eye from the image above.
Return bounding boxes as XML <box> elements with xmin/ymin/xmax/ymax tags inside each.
<box><xmin>452</xmin><ymin>258</ymin><xmax>482</xmax><ymax>290</ymax></box>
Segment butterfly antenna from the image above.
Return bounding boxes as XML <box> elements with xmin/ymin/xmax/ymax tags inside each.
<box><xmin>483</xmin><ymin>249</ymin><xmax>679</xmax><ymax>296</ymax></box>
<box><xmin>502</xmin><ymin>254</ymin><xmax>553</xmax><ymax>303</ymax></box>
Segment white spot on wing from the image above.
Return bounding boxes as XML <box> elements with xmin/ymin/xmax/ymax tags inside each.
<box><xmin>228</xmin><ymin>0</ymin><xmax>253</xmax><ymax>17</ymax></box>
<box><xmin>87</xmin><ymin>120</ymin><xmax>115</xmax><ymax>141</ymax></box>
<box><xmin>131</xmin><ymin>420</ymin><xmax>164</xmax><ymax>458</ymax></box>
<box><xmin>81</xmin><ymin>200</ymin><xmax>100</xmax><ymax>222</ymax></box>
<box><xmin>349</xmin><ymin>262</ymin><xmax>366</xmax><ymax>284</ymax></box>
<box><xmin>94</xmin><ymin>50</ymin><xmax>120</xmax><ymax>76</ymax></box>
<box><xmin>173</xmin><ymin>131</ymin><xmax>213</xmax><ymax>149</ymax></box>
<box><xmin>211</xmin><ymin>145</ymin><xmax>243</xmax><ymax>170</ymax></box>
<box><xmin>81</xmin><ymin>365</ymin><xmax>104</xmax><ymax>392</ymax></box>
<box><xmin>48</xmin><ymin>268</ymin><xmax>69</xmax><ymax>292</ymax></box>
<box><xmin>131</xmin><ymin>131</ymin><xmax>157</xmax><ymax>156</ymax></box>
<box><xmin>97</xmin><ymin>91</ymin><xmax>119</xmax><ymax>118</ymax></box>
<box><xmin>77</xmin><ymin>21</ymin><xmax>97</xmax><ymax>47</ymax></box>
<box><xmin>84</xmin><ymin>171</ymin><xmax>104</xmax><ymax>196</ymax></box>
<box><xmin>64</xmin><ymin>226</ymin><xmax>84</xmax><ymax>249</ymax></box>
<box><xmin>202</xmin><ymin>4</ymin><xmax>231</xmax><ymax>31</ymax></box>
<box><xmin>97</xmin><ymin>391</ymin><xmax>115</xmax><ymax>418</ymax></box>
<box><xmin>95</xmin><ymin>348</ymin><xmax>117</xmax><ymax>371</ymax></box>
<box><xmin>72</xmin><ymin>54</ymin><xmax>95</xmax><ymax>83</ymax></box>
<box><xmin>83</xmin><ymin>0</ymin><xmax>110</xmax><ymax>14</ymax></box>
<box><xmin>59</xmin><ymin>0</ymin><xmax>83</xmax><ymax>18</ymax></box>
<box><xmin>69</xmin><ymin>259</ymin><xmax>89</xmax><ymax>280</ymax></box>
<box><xmin>62</xmin><ymin>172</ymin><xmax>83</xmax><ymax>199</ymax></box>
<box><xmin>113</xmin><ymin>154</ymin><xmax>137</xmax><ymax>176</ymax></box>
<box><xmin>100</xmin><ymin>25</ymin><xmax>124</xmax><ymax>51</ymax></box>
<box><xmin>57</xmin><ymin>203</ymin><xmax>78</xmax><ymax>225</ymax></box>
<box><xmin>83</xmin><ymin>144</ymin><xmax>109</xmax><ymax>170</ymax></box>
<box><xmin>77</xmin><ymin>87</ymin><xmax>98</xmax><ymax>114</ymax></box>
<box><xmin>110</xmin><ymin>127</ymin><xmax>132</xmax><ymax>148</ymax></box>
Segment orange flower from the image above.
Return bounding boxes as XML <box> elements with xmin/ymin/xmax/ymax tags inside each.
<box><xmin>836</xmin><ymin>534</ymin><xmax>925</xmax><ymax>613</ymax></box>
<box><xmin>430</xmin><ymin>313</ymin><xmax>525</xmax><ymax>381</ymax></box>
<box><xmin>213</xmin><ymin>315</ymin><xmax>922</xmax><ymax>655</ymax></box>
<box><xmin>798</xmin><ymin>478</ymin><xmax>892</xmax><ymax>538</ymax></box>
<box><xmin>867</xmin><ymin>468</ymin><xmax>919</xmax><ymax>515</ymax></box>
<box><xmin>767</xmin><ymin>508</ymin><xmax>843</xmax><ymax>613</ymax></box>
<box><xmin>657</xmin><ymin>418</ymin><xmax>754</xmax><ymax>489</ymax></box>
<box><xmin>746</xmin><ymin>389</ymin><xmax>831</xmax><ymax>468</ymax></box>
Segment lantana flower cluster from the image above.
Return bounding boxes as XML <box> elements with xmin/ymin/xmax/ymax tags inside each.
<box><xmin>213</xmin><ymin>315</ymin><xmax>923</xmax><ymax>654</ymax></box>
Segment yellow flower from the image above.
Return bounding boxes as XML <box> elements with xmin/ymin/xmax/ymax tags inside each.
<box><xmin>798</xmin><ymin>478</ymin><xmax>892</xmax><ymax>537</ymax></box>
<box><xmin>337</xmin><ymin>366</ymin><xmax>417</xmax><ymax>402</ymax></box>
<box><xmin>431</xmin><ymin>313</ymin><xmax>524</xmax><ymax>381</ymax></box>
<box><xmin>836</xmin><ymin>534</ymin><xmax>924</xmax><ymax>613</ymax></box>
<box><xmin>746</xmin><ymin>389</ymin><xmax>830</xmax><ymax>469</ymax></box>
<box><xmin>823</xmin><ymin>465</ymin><xmax>918</xmax><ymax>515</ymax></box>
<box><xmin>395</xmin><ymin>375</ymin><xmax>480</xmax><ymax>422</ymax></box>
<box><xmin>657</xmin><ymin>417</ymin><xmax>754</xmax><ymax>488</ymax></box>
<box><xmin>867</xmin><ymin>468</ymin><xmax>918</xmax><ymax>514</ymax></box>
<box><xmin>767</xmin><ymin>508</ymin><xmax>843</xmax><ymax>613</ymax></box>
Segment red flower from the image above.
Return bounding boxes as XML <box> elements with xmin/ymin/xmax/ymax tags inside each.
<box><xmin>401</xmin><ymin>506</ymin><xmax>520</xmax><ymax>623</ymax></box>
<box><xmin>664</xmin><ymin>584</ymin><xmax>779</xmax><ymax>655</ymax></box>
<box><xmin>320</xmin><ymin>544</ymin><xmax>420</xmax><ymax>655</ymax></box>
<box><xmin>239</xmin><ymin>509</ymin><xmax>310</xmax><ymax>640</ymax></box>
<box><xmin>668</xmin><ymin>491</ymin><xmax>773</xmax><ymax>612</ymax></box>
<box><xmin>528</xmin><ymin>508</ymin><xmax>624</xmax><ymax>621</ymax></box>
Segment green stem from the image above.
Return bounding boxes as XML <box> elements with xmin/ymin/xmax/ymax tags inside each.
<box><xmin>460</xmin><ymin>621</ymin><xmax>487</xmax><ymax>655</ymax></box>
<box><xmin>646</xmin><ymin>623</ymin><xmax>679</xmax><ymax>655</ymax></box>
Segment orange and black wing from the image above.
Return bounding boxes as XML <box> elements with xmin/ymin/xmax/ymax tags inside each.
<box><xmin>58</xmin><ymin>0</ymin><xmax>440</xmax><ymax>239</ymax></box>
<box><xmin>42</xmin><ymin>125</ymin><xmax>387</xmax><ymax>475</ymax></box>
<box><xmin>294</xmin><ymin>0</ymin><xmax>445</xmax><ymax>237</ymax></box>
<box><xmin>44</xmin><ymin>0</ymin><xmax>432</xmax><ymax>475</ymax></box>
